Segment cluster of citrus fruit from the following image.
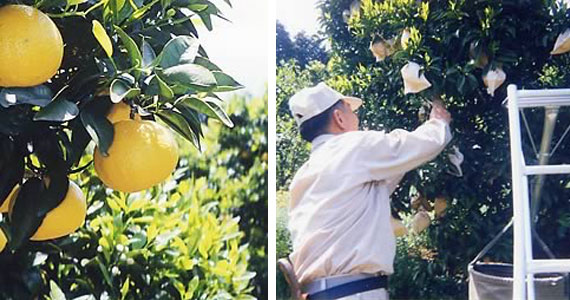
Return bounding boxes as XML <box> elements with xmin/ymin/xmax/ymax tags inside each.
<box><xmin>0</xmin><ymin>5</ymin><xmax>179</xmax><ymax>252</ymax></box>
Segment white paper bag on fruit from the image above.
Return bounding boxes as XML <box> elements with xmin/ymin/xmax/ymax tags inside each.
<box><xmin>370</xmin><ymin>38</ymin><xmax>396</xmax><ymax>62</ymax></box>
<box><xmin>342</xmin><ymin>0</ymin><xmax>360</xmax><ymax>23</ymax></box>
<box><xmin>482</xmin><ymin>67</ymin><xmax>506</xmax><ymax>96</ymax></box>
<box><xmin>447</xmin><ymin>146</ymin><xmax>464</xmax><ymax>177</ymax></box>
<box><xmin>411</xmin><ymin>211</ymin><xmax>431</xmax><ymax>234</ymax></box>
<box><xmin>551</xmin><ymin>28</ymin><xmax>570</xmax><ymax>55</ymax></box>
<box><xmin>401</xmin><ymin>61</ymin><xmax>432</xmax><ymax>94</ymax></box>
<box><xmin>401</xmin><ymin>28</ymin><xmax>411</xmax><ymax>49</ymax></box>
<box><xmin>391</xmin><ymin>216</ymin><xmax>408</xmax><ymax>237</ymax></box>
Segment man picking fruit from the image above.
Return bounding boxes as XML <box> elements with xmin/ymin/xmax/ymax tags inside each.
<box><xmin>287</xmin><ymin>82</ymin><xmax>452</xmax><ymax>299</ymax></box>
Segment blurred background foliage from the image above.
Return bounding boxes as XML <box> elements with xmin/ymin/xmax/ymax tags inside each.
<box><xmin>277</xmin><ymin>0</ymin><xmax>570</xmax><ymax>299</ymax></box>
<box><xmin>277</xmin><ymin>21</ymin><xmax>329</xmax><ymax>68</ymax></box>
<box><xmin>0</xmin><ymin>93</ymin><xmax>267</xmax><ymax>299</ymax></box>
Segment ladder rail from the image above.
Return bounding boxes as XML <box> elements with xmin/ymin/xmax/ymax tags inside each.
<box><xmin>507</xmin><ymin>84</ymin><xmax>528</xmax><ymax>300</ymax></box>
<box><xmin>521</xmin><ymin>174</ymin><xmax>536</xmax><ymax>300</ymax></box>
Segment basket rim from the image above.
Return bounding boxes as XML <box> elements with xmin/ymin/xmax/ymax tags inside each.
<box><xmin>468</xmin><ymin>262</ymin><xmax>566</xmax><ymax>282</ymax></box>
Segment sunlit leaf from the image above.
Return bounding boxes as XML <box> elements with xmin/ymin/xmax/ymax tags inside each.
<box><xmin>92</xmin><ymin>20</ymin><xmax>113</xmax><ymax>58</ymax></box>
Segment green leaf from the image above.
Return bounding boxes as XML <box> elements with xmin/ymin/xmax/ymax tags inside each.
<box><xmin>9</xmin><ymin>178</ymin><xmax>44</xmax><ymax>250</ymax></box>
<box><xmin>129</xmin><ymin>0</ymin><xmax>155</xmax><ymax>21</ymax></box>
<box><xmin>194</xmin><ymin>56</ymin><xmax>221</xmax><ymax>71</ymax></box>
<box><xmin>110</xmin><ymin>79</ymin><xmax>140</xmax><ymax>103</ymax></box>
<box><xmin>49</xmin><ymin>281</ymin><xmax>67</xmax><ymax>300</ymax></box>
<box><xmin>92</xmin><ymin>20</ymin><xmax>113</xmax><ymax>58</ymax></box>
<box><xmin>187</xmin><ymin>4</ymin><xmax>209</xmax><ymax>11</ymax></box>
<box><xmin>34</xmin><ymin>99</ymin><xmax>79</xmax><ymax>122</ymax></box>
<box><xmin>141</xmin><ymin>39</ymin><xmax>157</xmax><ymax>68</ymax></box>
<box><xmin>80</xmin><ymin>101</ymin><xmax>114</xmax><ymax>156</ymax></box>
<box><xmin>148</xmin><ymin>75</ymin><xmax>174</xmax><ymax>99</ymax></box>
<box><xmin>0</xmin><ymin>85</ymin><xmax>53</xmax><ymax>108</ymax></box>
<box><xmin>114</xmin><ymin>26</ymin><xmax>143</xmax><ymax>72</ymax></box>
<box><xmin>96</xmin><ymin>257</ymin><xmax>113</xmax><ymax>287</ymax></box>
<box><xmin>69</xmin><ymin>119</ymin><xmax>92</xmax><ymax>167</ymax></box>
<box><xmin>179</xmin><ymin>96</ymin><xmax>233</xmax><ymax>127</ymax></box>
<box><xmin>32</xmin><ymin>167</ymin><xmax>68</xmax><ymax>217</ymax></box>
<box><xmin>457</xmin><ymin>75</ymin><xmax>466</xmax><ymax>94</ymax></box>
<box><xmin>159</xmin><ymin>36</ymin><xmax>200</xmax><ymax>68</ymax></box>
<box><xmin>212</xmin><ymin>71</ymin><xmax>243</xmax><ymax>92</ymax></box>
<box><xmin>161</xmin><ymin>64</ymin><xmax>216</xmax><ymax>88</ymax></box>
<box><xmin>67</xmin><ymin>0</ymin><xmax>88</xmax><ymax>5</ymax></box>
<box><xmin>198</xmin><ymin>11</ymin><xmax>213</xmax><ymax>31</ymax></box>
<box><xmin>129</xmin><ymin>232</ymin><xmax>147</xmax><ymax>249</ymax></box>
<box><xmin>187</xmin><ymin>276</ymin><xmax>199</xmax><ymax>299</ymax></box>
<box><xmin>120</xmin><ymin>278</ymin><xmax>130</xmax><ymax>300</ymax></box>
<box><xmin>0</xmin><ymin>139</ymin><xmax>24</xmax><ymax>215</ymax></box>
<box><xmin>175</xmin><ymin>102</ymin><xmax>203</xmax><ymax>138</ymax></box>
<box><xmin>104</xmin><ymin>0</ymin><xmax>127</xmax><ymax>24</ymax></box>
<box><xmin>157</xmin><ymin>110</ymin><xmax>200</xmax><ymax>148</ymax></box>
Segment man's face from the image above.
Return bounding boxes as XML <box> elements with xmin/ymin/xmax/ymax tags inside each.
<box><xmin>340</xmin><ymin>100</ymin><xmax>359</xmax><ymax>131</ymax></box>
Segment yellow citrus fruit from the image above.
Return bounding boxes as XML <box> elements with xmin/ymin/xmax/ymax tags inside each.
<box><xmin>390</xmin><ymin>216</ymin><xmax>408</xmax><ymax>237</ymax></box>
<box><xmin>107</xmin><ymin>102</ymin><xmax>141</xmax><ymax>124</ymax></box>
<box><xmin>30</xmin><ymin>180</ymin><xmax>86</xmax><ymax>241</ymax></box>
<box><xmin>434</xmin><ymin>196</ymin><xmax>448</xmax><ymax>218</ymax></box>
<box><xmin>0</xmin><ymin>5</ymin><xmax>64</xmax><ymax>87</ymax></box>
<box><xmin>94</xmin><ymin>120</ymin><xmax>179</xmax><ymax>193</ymax></box>
<box><xmin>0</xmin><ymin>228</ymin><xmax>6</xmax><ymax>252</ymax></box>
<box><xmin>0</xmin><ymin>185</ymin><xmax>18</xmax><ymax>213</ymax></box>
<box><xmin>411</xmin><ymin>211</ymin><xmax>431</xmax><ymax>234</ymax></box>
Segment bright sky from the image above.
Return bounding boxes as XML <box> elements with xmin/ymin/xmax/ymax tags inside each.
<box><xmin>276</xmin><ymin>0</ymin><xmax>321</xmax><ymax>36</ymax></box>
<box><xmin>198</xmin><ymin>0</ymin><xmax>268</xmax><ymax>98</ymax></box>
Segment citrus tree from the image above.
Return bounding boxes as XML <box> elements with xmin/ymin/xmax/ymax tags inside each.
<box><xmin>278</xmin><ymin>0</ymin><xmax>570</xmax><ymax>298</ymax></box>
<box><xmin>0</xmin><ymin>0</ymin><xmax>240</xmax><ymax>251</ymax></box>
<box><xmin>0</xmin><ymin>0</ymin><xmax>252</xmax><ymax>297</ymax></box>
<box><xmin>0</xmin><ymin>94</ymin><xmax>264</xmax><ymax>299</ymax></box>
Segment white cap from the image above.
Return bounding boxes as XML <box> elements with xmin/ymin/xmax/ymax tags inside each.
<box><xmin>288</xmin><ymin>82</ymin><xmax>363</xmax><ymax>126</ymax></box>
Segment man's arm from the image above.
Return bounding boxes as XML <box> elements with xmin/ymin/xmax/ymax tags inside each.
<box><xmin>361</xmin><ymin>102</ymin><xmax>452</xmax><ymax>182</ymax></box>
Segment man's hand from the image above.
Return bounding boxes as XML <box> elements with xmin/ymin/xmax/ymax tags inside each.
<box><xmin>430</xmin><ymin>100</ymin><xmax>451</xmax><ymax>124</ymax></box>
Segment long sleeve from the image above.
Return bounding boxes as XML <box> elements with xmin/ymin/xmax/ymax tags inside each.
<box><xmin>359</xmin><ymin>119</ymin><xmax>452</xmax><ymax>182</ymax></box>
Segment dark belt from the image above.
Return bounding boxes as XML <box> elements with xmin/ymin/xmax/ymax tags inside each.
<box><xmin>307</xmin><ymin>275</ymin><xmax>388</xmax><ymax>300</ymax></box>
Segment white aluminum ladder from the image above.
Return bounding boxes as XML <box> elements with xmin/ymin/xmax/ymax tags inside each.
<box><xmin>507</xmin><ymin>84</ymin><xmax>570</xmax><ymax>300</ymax></box>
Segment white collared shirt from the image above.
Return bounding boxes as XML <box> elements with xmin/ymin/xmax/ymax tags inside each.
<box><xmin>288</xmin><ymin>119</ymin><xmax>452</xmax><ymax>286</ymax></box>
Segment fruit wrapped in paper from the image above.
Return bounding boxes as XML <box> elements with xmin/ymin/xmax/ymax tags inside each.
<box><xmin>412</xmin><ymin>210</ymin><xmax>431</xmax><ymax>234</ymax></box>
<box><xmin>482</xmin><ymin>67</ymin><xmax>506</xmax><ymax>96</ymax></box>
<box><xmin>369</xmin><ymin>37</ymin><xmax>397</xmax><ymax>62</ymax></box>
<box><xmin>401</xmin><ymin>61</ymin><xmax>432</xmax><ymax>94</ymax></box>
<box><xmin>551</xmin><ymin>28</ymin><xmax>570</xmax><ymax>55</ymax></box>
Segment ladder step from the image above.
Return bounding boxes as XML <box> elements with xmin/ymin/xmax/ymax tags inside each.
<box><xmin>518</xmin><ymin>88</ymin><xmax>570</xmax><ymax>98</ymax></box>
<box><xmin>517</xmin><ymin>95</ymin><xmax>570</xmax><ymax>108</ymax></box>
<box><xmin>528</xmin><ymin>259</ymin><xmax>570</xmax><ymax>274</ymax></box>
<box><xmin>524</xmin><ymin>165</ymin><xmax>570</xmax><ymax>175</ymax></box>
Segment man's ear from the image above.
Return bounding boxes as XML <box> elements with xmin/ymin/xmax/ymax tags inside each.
<box><xmin>331</xmin><ymin>108</ymin><xmax>346</xmax><ymax>130</ymax></box>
